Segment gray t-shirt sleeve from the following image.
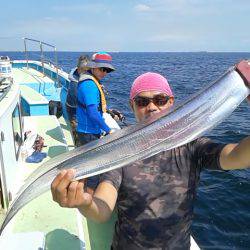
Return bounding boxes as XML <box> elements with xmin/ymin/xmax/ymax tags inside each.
<box><xmin>191</xmin><ymin>137</ymin><xmax>225</xmax><ymax>170</ymax></box>
<box><xmin>99</xmin><ymin>168</ymin><xmax>123</xmax><ymax>191</ymax></box>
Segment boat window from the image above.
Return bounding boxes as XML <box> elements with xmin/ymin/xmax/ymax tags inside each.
<box><xmin>12</xmin><ymin>104</ymin><xmax>23</xmax><ymax>160</ymax></box>
<box><xmin>0</xmin><ymin>67</ymin><xmax>11</xmax><ymax>73</ymax></box>
<box><xmin>0</xmin><ymin>67</ymin><xmax>7</xmax><ymax>73</ymax></box>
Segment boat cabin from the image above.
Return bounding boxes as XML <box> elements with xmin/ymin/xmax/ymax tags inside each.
<box><xmin>0</xmin><ymin>56</ymin><xmax>12</xmax><ymax>81</ymax></box>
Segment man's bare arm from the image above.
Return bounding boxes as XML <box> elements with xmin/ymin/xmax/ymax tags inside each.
<box><xmin>51</xmin><ymin>170</ymin><xmax>117</xmax><ymax>223</ymax></box>
<box><xmin>220</xmin><ymin>136</ymin><xmax>250</xmax><ymax>170</ymax></box>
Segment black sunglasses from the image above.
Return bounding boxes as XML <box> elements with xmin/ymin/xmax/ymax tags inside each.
<box><xmin>134</xmin><ymin>95</ymin><xmax>170</xmax><ymax>107</ymax></box>
<box><xmin>100</xmin><ymin>67</ymin><xmax>111</xmax><ymax>73</ymax></box>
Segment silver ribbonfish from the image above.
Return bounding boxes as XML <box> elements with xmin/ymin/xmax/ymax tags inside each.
<box><xmin>0</xmin><ymin>60</ymin><xmax>250</xmax><ymax>235</ymax></box>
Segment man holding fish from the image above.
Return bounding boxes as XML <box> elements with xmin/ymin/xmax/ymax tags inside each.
<box><xmin>51</xmin><ymin>71</ymin><xmax>250</xmax><ymax>249</ymax></box>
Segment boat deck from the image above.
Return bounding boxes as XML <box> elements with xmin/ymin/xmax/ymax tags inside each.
<box><xmin>12</xmin><ymin>67</ymin><xmax>54</xmax><ymax>85</ymax></box>
<box><xmin>12</xmin><ymin>67</ymin><xmax>61</xmax><ymax>101</ymax></box>
<box><xmin>0</xmin><ymin>116</ymin><xmax>89</xmax><ymax>250</ymax></box>
<box><xmin>14</xmin><ymin>115</ymin><xmax>70</xmax><ymax>182</ymax></box>
<box><xmin>0</xmin><ymin>112</ymin><xmax>120</xmax><ymax>250</ymax></box>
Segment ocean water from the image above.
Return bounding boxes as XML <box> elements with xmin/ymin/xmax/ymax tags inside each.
<box><xmin>4</xmin><ymin>51</ymin><xmax>250</xmax><ymax>249</ymax></box>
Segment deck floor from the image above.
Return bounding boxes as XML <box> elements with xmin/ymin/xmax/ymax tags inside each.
<box><xmin>12</xmin><ymin>67</ymin><xmax>54</xmax><ymax>85</ymax></box>
<box><xmin>0</xmin><ymin>115</ymin><xmax>86</xmax><ymax>250</ymax></box>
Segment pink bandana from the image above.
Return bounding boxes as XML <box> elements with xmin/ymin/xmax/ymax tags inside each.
<box><xmin>130</xmin><ymin>72</ymin><xmax>174</xmax><ymax>100</ymax></box>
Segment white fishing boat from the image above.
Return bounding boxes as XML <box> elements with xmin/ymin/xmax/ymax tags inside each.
<box><xmin>0</xmin><ymin>38</ymin><xmax>200</xmax><ymax>250</ymax></box>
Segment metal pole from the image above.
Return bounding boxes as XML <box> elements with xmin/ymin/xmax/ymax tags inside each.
<box><xmin>23</xmin><ymin>38</ymin><xmax>29</xmax><ymax>69</ymax></box>
<box><xmin>54</xmin><ymin>47</ymin><xmax>60</xmax><ymax>87</ymax></box>
<box><xmin>22</xmin><ymin>38</ymin><xmax>60</xmax><ymax>85</ymax></box>
<box><xmin>40</xmin><ymin>42</ymin><xmax>45</xmax><ymax>76</ymax></box>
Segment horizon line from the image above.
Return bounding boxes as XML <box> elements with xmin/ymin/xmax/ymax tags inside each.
<box><xmin>1</xmin><ymin>50</ymin><xmax>250</xmax><ymax>53</ymax></box>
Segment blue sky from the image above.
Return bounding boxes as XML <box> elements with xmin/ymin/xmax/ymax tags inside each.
<box><xmin>1</xmin><ymin>0</ymin><xmax>250</xmax><ymax>52</ymax></box>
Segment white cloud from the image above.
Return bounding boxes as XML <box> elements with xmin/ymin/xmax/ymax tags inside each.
<box><xmin>134</xmin><ymin>4</ymin><xmax>151</xmax><ymax>12</ymax></box>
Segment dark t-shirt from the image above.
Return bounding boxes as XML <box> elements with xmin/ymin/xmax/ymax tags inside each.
<box><xmin>99</xmin><ymin>137</ymin><xmax>225</xmax><ymax>250</ymax></box>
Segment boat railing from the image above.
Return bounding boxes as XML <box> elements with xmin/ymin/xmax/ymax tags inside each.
<box><xmin>23</xmin><ymin>38</ymin><xmax>60</xmax><ymax>87</ymax></box>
